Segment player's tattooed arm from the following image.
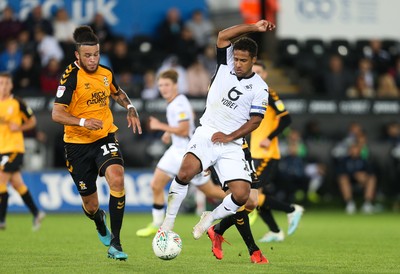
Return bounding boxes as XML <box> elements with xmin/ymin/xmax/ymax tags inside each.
<box><xmin>111</xmin><ymin>87</ymin><xmax>132</xmax><ymax>108</ymax></box>
<box><xmin>111</xmin><ymin>87</ymin><xmax>142</xmax><ymax>134</ymax></box>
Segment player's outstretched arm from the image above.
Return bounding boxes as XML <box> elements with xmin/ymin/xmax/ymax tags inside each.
<box><xmin>217</xmin><ymin>20</ymin><xmax>275</xmax><ymax>48</ymax></box>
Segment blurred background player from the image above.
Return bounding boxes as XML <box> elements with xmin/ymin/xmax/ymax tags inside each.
<box><xmin>249</xmin><ymin>61</ymin><xmax>304</xmax><ymax>242</ymax></box>
<box><xmin>52</xmin><ymin>26</ymin><xmax>142</xmax><ymax>260</ymax></box>
<box><xmin>136</xmin><ymin>69</ymin><xmax>226</xmax><ymax>237</ymax></box>
<box><xmin>0</xmin><ymin>72</ymin><xmax>45</xmax><ymax>231</ymax></box>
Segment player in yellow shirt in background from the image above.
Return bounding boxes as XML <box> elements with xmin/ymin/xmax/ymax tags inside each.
<box><xmin>0</xmin><ymin>72</ymin><xmax>45</xmax><ymax>231</ymax></box>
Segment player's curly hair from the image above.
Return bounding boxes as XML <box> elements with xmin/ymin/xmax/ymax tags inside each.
<box><xmin>73</xmin><ymin>25</ymin><xmax>99</xmax><ymax>49</ymax></box>
<box><xmin>233</xmin><ymin>37</ymin><xmax>258</xmax><ymax>58</ymax></box>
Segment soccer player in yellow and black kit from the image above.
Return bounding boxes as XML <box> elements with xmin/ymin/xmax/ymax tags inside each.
<box><xmin>0</xmin><ymin>72</ymin><xmax>45</xmax><ymax>231</ymax></box>
<box><xmin>52</xmin><ymin>26</ymin><xmax>142</xmax><ymax>260</ymax></box>
<box><xmin>207</xmin><ymin>61</ymin><xmax>304</xmax><ymax>260</ymax></box>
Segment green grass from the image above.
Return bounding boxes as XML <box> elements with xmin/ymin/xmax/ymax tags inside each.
<box><xmin>0</xmin><ymin>210</ymin><xmax>399</xmax><ymax>274</ymax></box>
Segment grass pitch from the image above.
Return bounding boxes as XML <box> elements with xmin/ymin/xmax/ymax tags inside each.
<box><xmin>0</xmin><ymin>210</ymin><xmax>398</xmax><ymax>274</ymax></box>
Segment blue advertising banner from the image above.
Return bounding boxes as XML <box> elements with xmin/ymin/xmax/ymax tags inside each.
<box><xmin>4</xmin><ymin>0</ymin><xmax>208</xmax><ymax>39</ymax></box>
<box><xmin>8</xmin><ymin>170</ymin><xmax>159</xmax><ymax>213</ymax></box>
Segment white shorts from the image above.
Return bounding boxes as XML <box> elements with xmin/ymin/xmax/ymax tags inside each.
<box><xmin>186</xmin><ymin>126</ymin><xmax>252</xmax><ymax>188</ymax></box>
<box><xmin>157</xmin><ymin>145</ymin><xmax>210</xmax><ymax>186</ymax></box>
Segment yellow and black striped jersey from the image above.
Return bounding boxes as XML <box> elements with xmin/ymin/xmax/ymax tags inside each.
<box><xmin>250</xmin><ymin>88</ymin><xmax>289</xmax><ymax>159</ymax></box>
<box><xmin>54</xmin><ymin>62</ymin><xmax>119</xmax><ymax>144</ymax></box>
<box><xmin>0</xmin><ymin>95</ymin><xmax>34</xmax><ymax>153</ymax></box>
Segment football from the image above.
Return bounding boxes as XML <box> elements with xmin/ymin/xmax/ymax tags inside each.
<box><xmin>152</xmin><ymin>230</ymin><xmax>182</xmax><ymax>260</ymax></box>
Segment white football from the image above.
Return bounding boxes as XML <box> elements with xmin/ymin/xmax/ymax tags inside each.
<box><xmin>152</xmin><ymin>230</ymin><xmax>182</xmax><ymax>260</ymax></box>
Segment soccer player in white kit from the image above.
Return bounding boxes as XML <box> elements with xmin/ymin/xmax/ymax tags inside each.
<box><xmin>136</xmin><ymin>69</ymin><xmax>226</xmax><ymax>237</ymax></box>
<box><xmin>159</xmin><ymin>20</ymin><xmax>275</xmax><ymax>242</ymax></box>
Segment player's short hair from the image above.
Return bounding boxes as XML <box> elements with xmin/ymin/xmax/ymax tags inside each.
<box><xmin>233</xmin><ymin>37</ymin><xmax>258</xmax><ymax>58</ymax></box>
<box><xmin>254</xmin><ymin>60</ymin><xmax>266</xmax><ymax>70</ymax></box>
<box><xmin>73</xmin><ymin>25</ymin><xmax>99</xmax><ymax>50</ymax></box>
<box><xmin>0</xmin><ymin>71</ymin><xmax>12</xmax><ymax>78</ymax></box>
<box><xmin>158</xmin><ymin>69</ymin><xmax>178</xmax><ymax>84</ymax></box>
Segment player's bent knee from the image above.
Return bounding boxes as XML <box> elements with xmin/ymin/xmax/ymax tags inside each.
<box><xmin>245</xmin><ymin>199</ymin><xmax>258</xmax><ymax>210</ymax></box>
<box><xmin>176</xmin><ymin>170</ymin><xmax>195</xmax><ymax>184</ymax></box>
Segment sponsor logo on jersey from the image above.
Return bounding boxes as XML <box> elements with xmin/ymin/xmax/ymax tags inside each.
<box><xmin>227</xmin><ymin>87</ymin><xmax>243</xmax><ymax>101</ymax></box>
<box><xmin>87</xmin><ymin>91</ymin><xmax>107</xmax><ymax>106</ymax></box>
<box><xmin>56</xmin><ymin>86</ymin><xmax>66</xmax><ymax>98</ymax></box>
<box><xmin>221</xmin><ymin>86</ymin><xmax>244</xmax><ymax>110</ymax></box>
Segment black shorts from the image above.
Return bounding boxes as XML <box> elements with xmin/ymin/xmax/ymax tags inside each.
<box><xmin>0</xmin><ymin>153</ymin><xmax>23</xmax><ymax>172</ymax></box>
<box><xmin>64</xmin><ymin>133</ymin><xmax>124</xmax><ymax>196</ymax></box>
<box><xmin>254</xmin><ymin>158</ymin><xmax>279</xmax><ymax>191</ymax></box>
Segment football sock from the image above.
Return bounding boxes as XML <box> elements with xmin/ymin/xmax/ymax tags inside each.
<box><xmin>82</xmin><ymin>206</ymin><xmax>107</xmax><ymax>236</ymax></box>
<box><xmin>109</xmin><ymin>190</ymin><xmax>125</xmax><ymax>245</ymax></box>
<box><xmin>258</xmin><ymin>207</ymin><xmax>280</xmax><ymax>233</ymax></box>
<box><xmin>233</xmin><ymin>210</ymin><xmax>259</xmax><ymax>255</ymax></box>
<box><xmin>262</xmin><ymin>195</ymin><xmax>294</xmax><ymax>213</ymax></box>
<box><xmin>152</xmin><ymin>204</ymin><xmax>165</xmax><ymax>227</ymax></box>
<box><xmin>211</xmin><ymin>193</ymin><xmax>241</xmax><ymax>220</ymax></box>
<box><xmin>19</xmin><ymin>189</ymin><xmax>39</xmax><ymax>216</ymax></box>
<box><xmin>213</xmin><ymin>214</ymin><xmax>235</xmax><ymax>236</ymax></box>
<box><xmin>0</xmin><ymin>192</ymin><xmax>9</xmax><ymax>222</ymax></box>
<box><xmin>163</xmin><ymin>177</ymin><xmax>188</xmax><ymax>230</ymax></box>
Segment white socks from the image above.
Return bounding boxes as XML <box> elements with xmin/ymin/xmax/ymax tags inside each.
<box><xmin>152</xmin><ymin>207</ymin><xmax>165</xmax><ymax>227</ymax></box>
<box><xmin>211</xmin><ymin>193</ymin><xmax>241</xmax><ymax>220</ymax></box>
<box><xmin>161</xmin><ymin>179</ymin><xmax>188</xmax><ymax>230</ymax></box>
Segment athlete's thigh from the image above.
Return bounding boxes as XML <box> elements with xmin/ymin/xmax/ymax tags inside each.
<box><xmin>213</xmin><ymin>143</ymin><xmax>252</xmax><ymax>188</ymax></box>
<box><xmin>157</xmin><ymin>146</ymin><xmax>185</xmax><ymax>178</ymax></box>
<box><xmin>151</xmin><ymin>167</ymin><xmax>173</xmax><ymax>190</ymax></box>
<box><xmin>95</xmin><ymin>133</ymin><xmax>124</xmax><ymax>177</ymax></box>
<box><xmin>185</xmin><ymin>127</ymin><xmax>216</xmax><ymax>172</ymax></box>
<box><xmin>0</xmin><ymin>169</ymin><xmax>11</xmax><ymax>185</ymax></box>
<box><xmin>196</xmin><ymin>179</ymin><xmax>226</xmax><ymax>200</ymax></box>
<box><xmin>64</xmin><ymin>142</ymin><xmax>98</xmax><ymax>196</ymax></box>
<box><xmin>0</xmin><ymin>153</ymin><xmax>23</xmax><ymax>173</ymax></box>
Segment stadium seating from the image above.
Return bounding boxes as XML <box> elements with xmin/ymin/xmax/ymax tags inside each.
<box><xmin>277</xmin><ymin>38</ymin><xmax>301</xmax><ymax>67</ymax></box>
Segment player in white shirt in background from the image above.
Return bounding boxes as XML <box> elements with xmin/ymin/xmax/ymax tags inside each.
<box><xmin>158</xmin><ymin>20</ymin><xmax>276</xmax><ymax>263</ymax></box>
<box><xmin>136</xmin><ymin>69</ymin><xmax>226</xmax><ymax>237</ymax></box>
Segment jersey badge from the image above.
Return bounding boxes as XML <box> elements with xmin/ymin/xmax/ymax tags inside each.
<box><xmin>244</xmin><ymin>84</ymin><xmax>253</xmax><ymax>90</ymax></box>
<box><xmin>178</xmin><ymin>112</ymin><xmax>187</xmax><ymax>120</ymax></box>
<box><xmin>262</xmin><ymin>99</ymin><xmax>268</xmax><ymax>107</ymax></box>
<box><xmin>104</xmin><ymin>77</ymin><xmax>109</xmax><ymax>87</ymax></box>
<box><xmin>56</xmin><ymin>86</ymin><xmax>66</xmax><ymax>98</ymax></box>
<box><xmin>79</xmin><ymin>181</ymin><xmax>87</xmax><ymax>191</ymax></box>
<box><xmin>276</xmin><ymin>100</ymin><xmax>285</xmax><ymax>112</ymax></box>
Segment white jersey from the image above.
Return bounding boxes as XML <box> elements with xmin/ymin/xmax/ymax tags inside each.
<box><xmin>199</xmin><ymin>44</ymin><xmax>269</xmax><ymax>142</ymax></box>
<box><xmin>167</xmin><ymin>94</ymin><xmax>195</xmax><ymax>149</ymax></box>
